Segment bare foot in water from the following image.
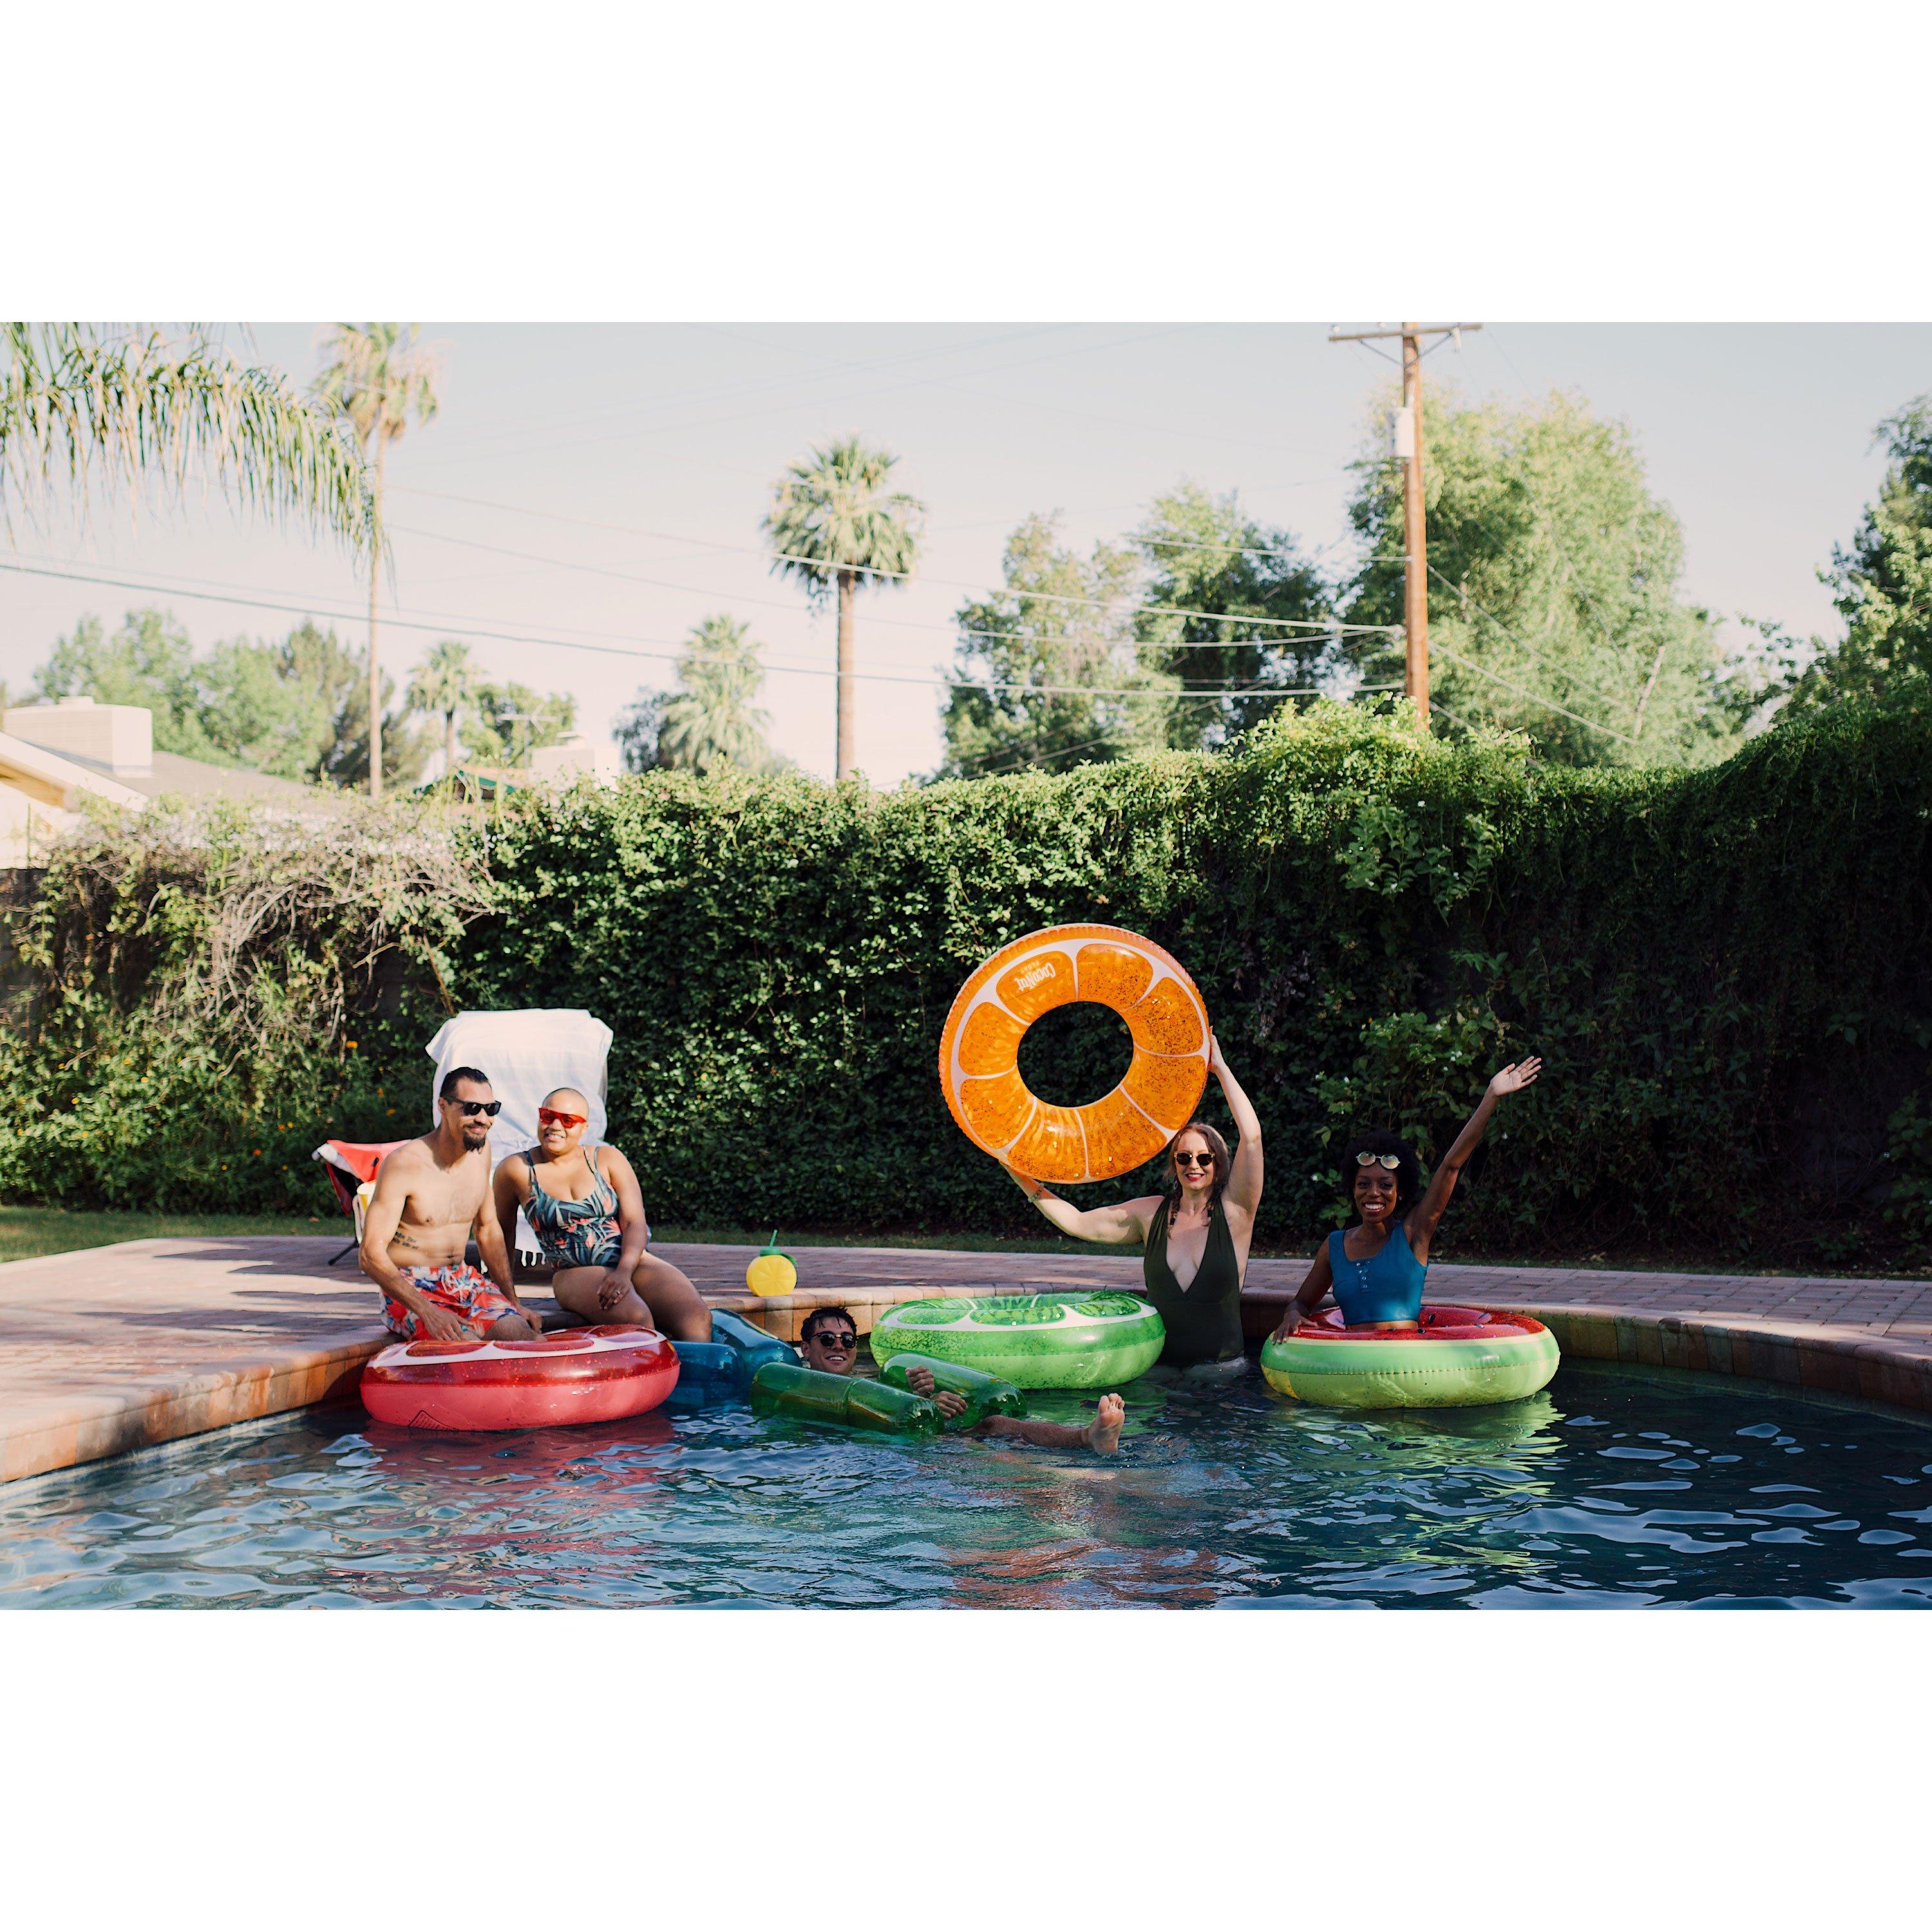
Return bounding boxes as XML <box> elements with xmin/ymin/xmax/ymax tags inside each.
<box><xmin>1086</xmin><ymin>1394</ymin><xmax>1125</xmax><ymax>1457</ymax></box>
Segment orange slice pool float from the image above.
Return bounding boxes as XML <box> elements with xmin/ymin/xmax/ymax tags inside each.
<box><xmin>938</xmin><ymin>924</ymin><xmax>1211</xmax><ymax>1184</ymax></box>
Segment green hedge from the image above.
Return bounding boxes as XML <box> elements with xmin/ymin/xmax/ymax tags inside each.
<box><xmin>5</xmin><ymin>703</ymin><xmax>1930</xmax><ymax>1267</ymax></box>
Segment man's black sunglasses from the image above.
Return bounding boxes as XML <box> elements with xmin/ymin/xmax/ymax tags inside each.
<box><xmin>451</xmin><ymin>1099</ymin><xmax>502</xmax><ymax>1118</ymax></box>
<box><xmin>812</xmin><ymin>1329</ymin><xmax>857</xmax><ymax>1347</ymax></box>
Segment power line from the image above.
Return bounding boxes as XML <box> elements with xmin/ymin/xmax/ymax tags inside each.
<box><xmin>388</xmin><ymin>491</ymin><xmax>1388</xmax><ymax>634</ymax></box>
<box><xmin>1428</xmin><ymin>641</ymin><xmax>1637</xmax><ymax>743</ymax></box>
<box><xmin>691</xmin><ymin>320</ymin><xmax>1354</xmax><ymax>468</ymax></box>
<box><xmin>0</xmin><ymin>556</ymin><xmax>1346</xmax><ymax>703</ymax></box>
<box><xmin>416</xmin><ymin>324</ymin><xmax>1072</xmax><ymax>466</ymax></box>
<box><xmin>967</xmin><ymin>681</ymin><xmax>1405</xmax><ymax>777</ymax></box>
<box><xmin>1426</xmin><ymin>561</ymin><xmax>1636</xmax><ymax>717</ymax></box>
<box><xmin>405</xmin><ymin>322</ymin><xmax>1202</xmax><ymax>475</ymax></box>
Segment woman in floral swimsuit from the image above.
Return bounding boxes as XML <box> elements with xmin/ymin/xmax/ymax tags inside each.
<box><xmin>492</xmin><ymin>1088</ymin><xmax>712</xmax><ymax>1341</ymax></box>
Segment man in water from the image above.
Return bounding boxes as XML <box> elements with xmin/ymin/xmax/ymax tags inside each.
<box><xmin>796</xmin><ymin>1305</ymin><xmax>1126</xmax><ymax>1455</ymax></box>
<box><xmin>359</xmin><ymin>1066</ymin><xmax>547</xmax><ymax>1343</ymax></box>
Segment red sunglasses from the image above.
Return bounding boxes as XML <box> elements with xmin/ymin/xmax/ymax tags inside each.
<box><xmin>538</xmin><ymin>1107</ymin><xmax>587</xmax><ymax>1130</ymax></box>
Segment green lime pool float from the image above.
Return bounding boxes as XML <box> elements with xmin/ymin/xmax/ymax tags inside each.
<box><xmin>750</xmin><ymin>1363</ymin><xmax>939</xmax><ymax>1437</ymax></box>
<box><xmin>880</xmin><ymin>1352</ymin><xmax>1024</xmax><ymax>1430</ymax></box>
<box><xmin>1260</xmin><ymin>1305</ymin><xmax>1559</xmax><ymax>1410</ymax></box>
<box><xmin>871</xmin><ymin>1291</ymin><xmax>1164</xmax><ymax>1388</ymax></box>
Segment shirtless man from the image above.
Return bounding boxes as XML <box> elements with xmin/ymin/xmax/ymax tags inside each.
<box><xmin>359</xmin><ymin>1066</ymin><xmax>545</xmax><ymax>1343</ymax></box>
<box><xmin>796</xmin><ymin>1307</ymin><xmax>1126</xmax><ymax>1455</ymax></box>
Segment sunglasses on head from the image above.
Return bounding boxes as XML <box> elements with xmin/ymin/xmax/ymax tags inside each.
<box><xmin>538</xmin><ymin>1107</ymin><xmax>587</xmax><ymax>1130</ymax></box>
<box><xmin>451</xmin><ymin>1099</ymin><xmax>502</xmax><ymax>1118</ymax></box>
<box><xmin>1356</xmin><ymin>1151</ymin><xmax>1401</xmax><ymax>1170</ymax></box>
<box><xmin>1174</xmin><ymin>1150</ymin><xmax>1215</xmax><ymax>1169</ymax></box>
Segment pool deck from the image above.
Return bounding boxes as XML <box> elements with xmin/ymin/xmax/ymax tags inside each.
<box><xmin>3</xmin><ymin>1235</ymin><xmax>1931</xmax><ymax>1484</ymax></box>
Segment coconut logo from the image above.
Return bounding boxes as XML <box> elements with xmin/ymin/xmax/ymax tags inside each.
<box><xmin>1014</xmin><ymin>961</ymin><xmax>1057</xmax><ymax>992</ymax></box>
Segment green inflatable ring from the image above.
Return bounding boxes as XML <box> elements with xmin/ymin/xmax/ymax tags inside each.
<box><xmin>1260</xmin><ymin>1304</ymin><xmax>1559</xmax><ymax>1410</ymax></box>
<box><xmin>871</xmin><ymin>1291</ymin><xmax>1165</xmax><ymax>1389</ymax></box>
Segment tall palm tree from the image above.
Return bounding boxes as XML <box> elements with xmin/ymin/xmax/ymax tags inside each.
<box><xmin>0</xmin><ymin>323</ymin><xmax>377</xmax><ymax>554</ymax></box>
<box><xmin>406</xmin><ymin>636</ymin><xmax>476</xmax><ymax>779</ymax></box>
<box><xmin>762</xmin><ymin>435</ymin><xmax>923</xmax><ymax>781</ymax></box>
<box><xmin>656</xmin><ymin>615</ymin><xmax>777</xmax><ymax>774</ymax></box>
<box><xmin>312</xmin><ymin>323</ymin><xmax>441</xmax><ymax>799</ymax></box>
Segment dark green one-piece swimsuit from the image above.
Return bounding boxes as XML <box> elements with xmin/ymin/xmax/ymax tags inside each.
<box><xmin>1141</xmin><ymin>1203</ymin><xmax>1245</xmax><ymax>1367</ymax></box>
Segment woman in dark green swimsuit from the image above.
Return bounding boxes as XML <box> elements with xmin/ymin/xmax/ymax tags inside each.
<box><xmin>1005</xmin><ymin>1036</ymin><xmax>1264</xmax><ymax>1378</ymax></box>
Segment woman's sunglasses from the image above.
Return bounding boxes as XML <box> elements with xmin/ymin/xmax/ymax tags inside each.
<box><xmin>451</xmin><ymin>1099</ymin><xmax>502</xmax><ymax>1118</ymax></box>
<box><xmin>1173</xmin><ymin>1151</ymin><xmax>1215</xmax><ymax>1170</ymax></box>
<box><xmin>538</xmin><ymin>1108</ymin><xmax>587</xmax><ymax>1130</ymax></box>
<box><xmin>1355</xmin><ymin>1151</ymin><xmax>1401</xmax><ymax>1170</ymax></box>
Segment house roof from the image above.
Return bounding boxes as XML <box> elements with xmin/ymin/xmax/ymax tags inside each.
<box><xmin>0</xmin><ymin>732</ymin><xmax>149</xmax><ymax>810</ymax></box>
<box><xmin>45</xmin><ymin>746</ymin><xmax>325</xmax><ymax>804</ymax></box>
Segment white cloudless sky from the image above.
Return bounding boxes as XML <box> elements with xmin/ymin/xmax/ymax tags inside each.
<box><xmin>4</xmin><ymin>321</ymin><xmax>1928</xmax><ymax>784</ymax></box>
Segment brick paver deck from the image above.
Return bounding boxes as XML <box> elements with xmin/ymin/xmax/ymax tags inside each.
<box><xmin>3</xmin><ymin>1235</ymin><xmax>1929</xmax><ymax>1484</ymax></box>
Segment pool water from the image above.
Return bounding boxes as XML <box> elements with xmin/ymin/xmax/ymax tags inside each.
<box><xmin>5</xmin><ymin>1358</ymin><xmax>1932</xmax><ymax>1608</ymax></box>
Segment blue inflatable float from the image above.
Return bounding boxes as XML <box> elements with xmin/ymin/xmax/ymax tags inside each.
<box><xmin>667</xmin><ymin>1307</ymin><xmax>795</xmax><ymax>1410</ymax></box>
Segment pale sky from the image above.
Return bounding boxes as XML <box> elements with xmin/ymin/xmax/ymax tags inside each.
<box><xmin>3</xmin><ymin>323</ymin><xmax>1927</xmax><ymax>786</ymax></box>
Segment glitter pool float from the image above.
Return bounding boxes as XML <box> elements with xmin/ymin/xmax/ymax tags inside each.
<box><xmin>940</xmin><ymin>923</ymin><xmax>1211</xmax><ymax>1184</ymax></box>
<box><xmin>361</xmin><ymin>1323</ymin><xmax>679</xmax><ymax>1430</ymax></box>
<box><xmin>871</xmin><ymin>1291</ymin><xmax>1166</xmax><ymax>1389</ymax></box>
<box><xmin>1260</xmin><ymin>1305</ymin><xmax>1559</xmax><ymax>1410</ymax></box>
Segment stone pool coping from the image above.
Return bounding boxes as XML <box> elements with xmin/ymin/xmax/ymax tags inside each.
<box><xmin>2</xmin><ymin>1235</ymin><xmax>1929</xmax><ymax>1484</ymax></box>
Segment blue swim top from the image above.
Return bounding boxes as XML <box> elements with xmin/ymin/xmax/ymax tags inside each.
<box><xmin>1326</xmin><ymin>1222</ymin><xmax>1426</xmax><ymax>1327</ymax></box>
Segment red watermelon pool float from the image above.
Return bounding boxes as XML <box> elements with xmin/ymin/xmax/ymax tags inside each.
<box><xmin>361</xmin><ymin>1324</ymin><xmax>678</xmax><ymax>1431</ymax></box>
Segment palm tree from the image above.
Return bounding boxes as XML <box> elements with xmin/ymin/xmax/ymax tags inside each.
<box><xmin>312</xmin><ymin>324</ymin><xmax>441</xmax><ymax>799</ymax></box>
<box><xmin>762</xmin><ymin>435</ymin><xmax>923</xmax><ymax>781</ymax></box>
<box><xmin>0</xmin><ymin>323</ymin><xmax>377</xmax><ymax>554</ymax></box>
<box><xmin>406</xmin><ymin>636</ymin><xmax>476</xmax><ymax>780</ymax></box>
<box><xmin>656</xmin><ymin>615</ymin><xmax>777</xmax><ymax>774</ymax></box>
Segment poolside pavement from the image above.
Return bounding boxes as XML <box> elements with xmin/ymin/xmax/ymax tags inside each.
<box><xmin>3</xmin><ymin>1235</ymin><xmax>1929</xmax><ymax>1484</ymax></box>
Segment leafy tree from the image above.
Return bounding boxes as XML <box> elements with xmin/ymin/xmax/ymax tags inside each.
<box><xmin>1781</xmin><ymin>396</ymin><xmax>1932</xmax><ymax>718</ymax></box>
<box><xmin>292</xmin><ymin>621</ymin><xmax>429</xmax><ymax>790</ymax></box>
<box><xmin>0</xmin><ymin>323</ymin><xmax>375</xmax><ymax>553</ymax></box>
<box><xmin>312</xmin><ymin>323</ymin><xmax>441</xmax><ymax>799</ymax></box>
<box><xmin>936</xmin><ymin>513</ymin><xmax>1175</xmax><ymax>778</ymax></box>
<box><xmin>1343</xmin><ymin>388</ymin><xmax>1736</xmax><ymax>766</ymax></box>
<box><xmin>1133</xmin><ymin>482</ymin><xmax>1338</xmax><ymax>749</ymax></box>
<box><xmin>613</xmin><ymin>690</ymin><xmax>666</xmax><ymax>775</ymax></box>
<box><xmin>464</xmin><ymin>679</ymin><xmax>576</xmax><ymax>768</ymax></box>
<box><xmin>33</xmin><ymin>609</ymin><xmax>226</xmax><ymax>761</ymax></box>
<box><xmin>406</xmin><ymin>637</ymin><xmax>477</xmax><ymax>779</ymax></box>
<box><xmin>619</xmin><ymin>616</ymin><xmax>782</xmax><ymax>776</ymax></box>
<box><xmin>763</xmin><ymin>435</ymin><xmax>923</xmax><ymax>781</ymax></box>
<box><xmin>29</xmin><ymin>608</ymin><xmax>426</xmax><ymax>786</ymax></box>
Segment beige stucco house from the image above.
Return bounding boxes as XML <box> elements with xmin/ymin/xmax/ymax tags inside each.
<box><xmin>0</xmin><ymin>698</ymin><xmax>320</xmax><ymax>866</ymax></box>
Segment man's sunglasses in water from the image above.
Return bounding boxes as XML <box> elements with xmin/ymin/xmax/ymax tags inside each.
<box><xmin>449</xmin><ymin>1099</ymin><xmax>502</xmax><ymax>1118</ymax></box>
<box><xmin>813</xmin><ymin>1329</ymin><xmax>857</xmax><ymax>1348</ymax></box>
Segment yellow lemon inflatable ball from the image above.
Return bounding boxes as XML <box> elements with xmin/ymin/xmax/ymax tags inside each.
<box><xmin>746</xmin><ymin>1233</ymin><xmax>797</xmax><ymax>1298</ymax></box>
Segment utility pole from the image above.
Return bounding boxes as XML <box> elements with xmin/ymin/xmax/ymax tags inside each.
<box><xmin>1329</xmin><ymin>321</ymin><xmax>1481</xmax><ymax>729</ymax></box>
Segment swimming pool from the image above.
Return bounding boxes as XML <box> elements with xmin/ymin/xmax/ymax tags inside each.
<box><xmin>3</xmin><ymin>1357</ymin><xmax>1930</xmax><ymax>1607</ymax></box>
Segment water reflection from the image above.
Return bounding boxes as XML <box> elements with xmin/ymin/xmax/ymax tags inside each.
<box><xmin>1</xmin><ymin>1358</ymin><xmax>1929</xmax><ymax>1608</ymax></box>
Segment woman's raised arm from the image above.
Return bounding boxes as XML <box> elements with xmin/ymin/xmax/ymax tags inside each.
<box><xmin>1003</xmin><ymin>1165</ymin><xmax>1159</xmax><ymax>1247</ymax></box>
<box><xmin>1405</xmin><ymin>1057</ymin><xmax>1542</xmax><ymax>1260</ymax></box>
<box><xmin>1209</xmin><ymin>1036</ymin><xmax>1264</xmax><ymax>1222</ymax></box>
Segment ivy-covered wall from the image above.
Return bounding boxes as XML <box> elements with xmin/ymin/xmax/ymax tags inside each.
<box><xmin>5</xmin><ymin>703</ymin><xmax>1929</xmax><ymax>1268</ymax></box>
<box><xmin>463</xmin><ymin>703</ymin><xmax>1932</xmax><ymax>1266</ymax></box>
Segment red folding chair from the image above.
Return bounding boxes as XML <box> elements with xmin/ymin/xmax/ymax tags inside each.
<box><xmin>313</xmin><ymin>1139</ymin><xmax>408</xmax><ymax>1264</ymax></box>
